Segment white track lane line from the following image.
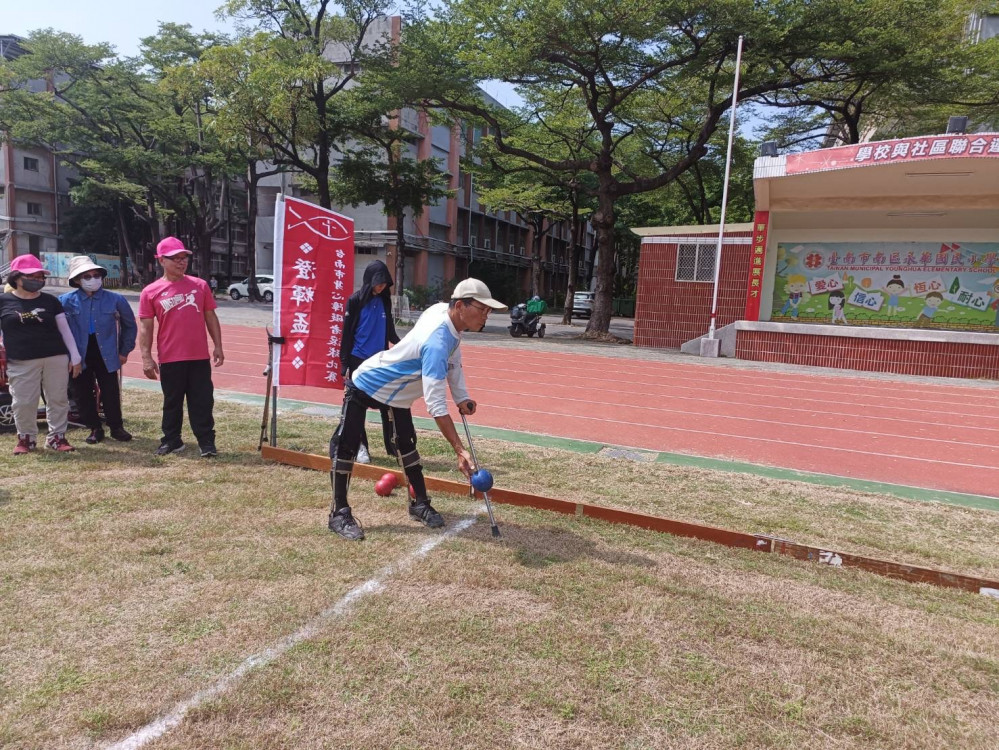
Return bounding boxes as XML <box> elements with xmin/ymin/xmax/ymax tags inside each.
<box><xmin>106</xmin><ymin>517</ymin><xmax>477</xmax><ymax>750</ymax></box>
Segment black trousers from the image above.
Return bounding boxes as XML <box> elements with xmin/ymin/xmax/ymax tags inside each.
<box><xmin>346</xmin><ymin>354</ymin><xmax>394</xmax><ymax>455</ymax></box>
<box><xmin>159</xmin><ymin>359</ymin><xmax>215</xmax><ymax>446</ymax></box>
<box><xmin>329</xmin><ymin>381</ymin><xmax>426</xmax><ymax>511</ymax></box>
<box><xmin>71</xmin><ymin>335</ymin><xmax>124</xmax><ymax>429</ymax></box>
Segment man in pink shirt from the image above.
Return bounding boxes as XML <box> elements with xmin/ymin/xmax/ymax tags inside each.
<box><xmin>139</xmin><ymin>237</ymin><xmax>225</xmax><ymax>456</ymax></box>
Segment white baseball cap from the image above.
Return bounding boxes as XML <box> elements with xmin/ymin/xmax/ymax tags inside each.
<box><xmin>451</xmin><ymin>278</ymin><xmax>507</xmax><ymax>310</ymax></box>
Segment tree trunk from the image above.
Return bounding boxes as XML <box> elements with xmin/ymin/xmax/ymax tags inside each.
<box><xmin>145</xmin><ymin>192</ymin><xmax>162</xmax><ymax>284</ymax></box>
<box><xmin>530</xmin><ymin>217</ymin><xmax>544</xmax><ymax>298</ymax></box>
<box><xmin>562</xmin><ymin>206</ymin><xmax>581</xmax><ymax>325</ymax></box>
<box><xmin>116</xmin><ymin>201</ymin><xmax>139</xmax><ymax>287</ymax></box>
<box><xmin>585</xmin><ymin>190</ymin><xmax>616</xmax><ymax>334</ymax></box>
<box><xmin>246</xmin><ymin>163</ymin><xmax>260</xmax><ymax>301</ymax></box>
<box><xmin>394</xmin><ymin>206</ymin><xmax>406</xmax><ymax>295</ymax></box>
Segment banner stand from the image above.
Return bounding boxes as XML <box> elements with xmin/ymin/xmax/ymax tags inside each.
<box><xmin>258</xmin><ymin>327</ymin><xmax>284</xmax><ymax>450</ymax></box>
<box><xmin>267</xmin><ymin>191</ymin><xmax>354</xmax><ymax>449</ymax></box>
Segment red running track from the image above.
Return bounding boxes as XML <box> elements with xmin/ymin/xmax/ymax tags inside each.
<box><xmin>124</xmin><ymin>323</ymin><xmax>999</xmax><ymax>499</ymax></box>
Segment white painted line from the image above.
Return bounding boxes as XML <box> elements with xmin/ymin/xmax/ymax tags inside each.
<box><xmin>106</xmin><ymin>517</ymin><xmax>477</xmax><ymax>750</ymax></box>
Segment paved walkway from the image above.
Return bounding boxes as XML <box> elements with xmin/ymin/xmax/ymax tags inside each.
<box><xmin>116</xmin><ymin>294</ymin><xmax>999</xmax><ymax>508</ymax></box>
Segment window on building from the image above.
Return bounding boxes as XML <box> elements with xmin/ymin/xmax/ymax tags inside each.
<box><xmin>23</xmin><ymin>156</ymin><xmax>39</xmax><ymax>172</ymax></box>
<box><xmin>26</xmin><ymin>202</ymin><xmax>42</xmax><ymax>216</ymax></box>
<box><xmin>676</xmin><ymin>242</ymin><xmax>716</xmax><ymax>282</ymax></box>
<box><xmin>28</xmin><ymin>234</ymin><xmax>41</xmax><ymax>256</ymax></box>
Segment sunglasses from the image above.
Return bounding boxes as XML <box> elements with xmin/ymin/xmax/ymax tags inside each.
<box><xmin>163</xmin><ymin>255</ymin><xmax>190</xmax><ymax>262</ymax></box>
<box><xmin>78</xmin><ymin>273</ymin><xmax>102</xmax><ymax>281</ymax></box>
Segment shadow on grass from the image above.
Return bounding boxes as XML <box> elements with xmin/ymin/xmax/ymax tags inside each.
<box><xmin>461</xmin><ymin>519</ymin><xmax>657</xmax><ymax>570</ymax></box>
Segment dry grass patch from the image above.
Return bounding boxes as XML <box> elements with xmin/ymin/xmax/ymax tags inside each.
<box><xmin>0</xmin><ymin>388</ymin><xmax>996</xmax><ymax>749</ymax></box>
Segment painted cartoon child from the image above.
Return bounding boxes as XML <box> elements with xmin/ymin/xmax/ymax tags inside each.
<box><xmin>917</xmin><ymin>292</ymin><xmax>943</xmax><ymax>325</ymax></box>
<box><xmin>779</xmin><ymin>275</ymin><xmax>809</xmax><ymax>319</ymax></box>
<box><xmin>883</xmin><ymin>275</ymin><xmax>906</xmax><ymax>316</ymax></box>
<box><xmin>828</xmin><ymin>289</ymin><xmax>847</xmax><ymax>324</ymax></box>
<box><xmin>989</xmin><ymin>279</ymin><xmax>999</xmax><ymax>327</ymax></box>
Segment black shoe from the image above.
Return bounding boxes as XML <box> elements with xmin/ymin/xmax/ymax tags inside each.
<box><xmin>328</xmin><ymin>507</ymin><xmax>365</xmax><ymax>540</ymax></box>
<box><xmin>199</xmin><ymin>443</ymin><xmax>218</xmax><ymax>458</ymax></box>
<box><xmin>85</xmin><ymin>427</ymin><xmax>105</xmax><ymax>445</ymax></box>
<box><xmin>109</xmin><ymin>426</ymin><xmax>132</xmax><ymax>442</ymax></box>
<box><xmin>409</xmin><ymin>501</ymin><xmax>445</xmax><ymax>529</ymax></box>
<box><xmin>155</xmin><ymin>440</ymin><xmax>185</xmax><ymax>456</ymax></box>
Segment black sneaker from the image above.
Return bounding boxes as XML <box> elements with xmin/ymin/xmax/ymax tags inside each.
<box><xmin>85</xmin><ymin>427</ymin><xmax>105</xmax><ymax>445</ymax></box>
<box><xmin>199</xmin><ymin>443</ymin><xmax>218</xmax><ymax>458</ymax></box>
<box><xmin>155</xmin><ymin>440</ymin><xmax>185</xmax><ymax>456</ymax></box>
<box><xmin>409</xmin><ymin>501</ymin><xmax>445</xmax><ymax>529</ymax></box>
<box><xmin>328</xmin><ymin>507</ymin><xmax>365</xmax><ymax>541</ymax></box>
<box><xmin>109</xmin><ymin>426</ymin><xmax>133</xmax><ymax>442</ymax></box>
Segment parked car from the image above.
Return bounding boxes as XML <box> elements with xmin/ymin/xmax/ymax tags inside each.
<box><xmin>572</xmin><ymin>291</ymin><xmax>594</xmax><ymax>319</ymax></box>
<box><xmin>228</xmin><ymin>274</ymin><xmax>274</xmax><ymax>302</ymax></box>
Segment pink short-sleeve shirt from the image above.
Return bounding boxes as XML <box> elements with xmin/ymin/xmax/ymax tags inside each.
<box><xmin>138</xmin><ymin>275</ymin><xmax>217</xmax><ymax>364</ymax></box>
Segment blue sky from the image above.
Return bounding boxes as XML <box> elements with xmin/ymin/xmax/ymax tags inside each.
<box><xmin>6</xmin><ymin>0</ymin><xmax>235</xmax><ymax>56</ymax></box>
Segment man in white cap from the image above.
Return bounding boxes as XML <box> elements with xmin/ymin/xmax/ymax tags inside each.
<box><xmin>327</xmin><ymin>277</ymin><xmax>506</xmax><ymax>541</ymax></box>
<box><xmin>138</xmin><ymin>237</ymin><xmax>225</xmax><ymax>457</ymax></box>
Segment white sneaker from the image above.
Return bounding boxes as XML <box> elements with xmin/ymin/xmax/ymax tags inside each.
<box><xmin>356</xmin><ymin>445</ymin><xmax>371</xmax><ymax>464</ymax></box>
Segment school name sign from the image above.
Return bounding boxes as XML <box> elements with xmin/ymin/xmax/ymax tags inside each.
<box><xmin>785</xmin><ymin>133</ymin><xmax>999</xmax><ymax>175</ymax></box>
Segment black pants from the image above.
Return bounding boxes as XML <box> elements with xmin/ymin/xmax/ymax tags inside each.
<box><xmin>71</xmin><ymin>335</ymin><xmax>124</xmax><ymax>429</ymax></box>
<box><xmin>346</xmin><ymin>354</ymin><xmax>394</xmax><ymax>455</ymax></box>
<box><xmin>329</xmin><ymin>381</ymin><xmax>426</xmax><ymax>511</ymax></box>
<box><xmin>159</xmin><ymin>359</ymin><xmax>215</xmax><ymax>447</ymax></box>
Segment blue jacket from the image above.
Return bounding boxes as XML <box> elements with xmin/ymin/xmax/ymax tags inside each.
<box><xmin>59</xmin><ymin>288</ymin><xmax>137</xmax><ymax>373</ymax></box>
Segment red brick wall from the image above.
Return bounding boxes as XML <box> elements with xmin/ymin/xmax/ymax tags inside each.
<box><xmin>736</xmin><ymin>331</ymin><xmax>999</xmax><ymax>379</ymax></box>
<box><xmin>635</xmin><ymin>234</ymin><xmax>753</xmax><ymax>349</ymax></box>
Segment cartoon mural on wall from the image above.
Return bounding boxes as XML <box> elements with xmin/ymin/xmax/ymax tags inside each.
<box><xmin>771</xmin><ymin>242</ymin><xmax>999</xmax><ymax>331</ymax></box>
<box><xmin>41</xmin><ymin>252</ymin><xmax>129</xmax><ymax>284</ymax></box>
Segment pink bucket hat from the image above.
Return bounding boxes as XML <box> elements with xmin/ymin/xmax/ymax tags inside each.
<box><xmin>156</xmin><ymin>237</ymin><xmax>192</xmax><ymax>258</ymax></box>
<box><xmin>9</xmin><ymin>254</ymin><xmax>51</xmax><ymax>276</ymax></box>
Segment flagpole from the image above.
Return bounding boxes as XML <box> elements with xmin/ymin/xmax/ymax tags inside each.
<box><xmin>707</xmin><ymin>35</ymin><xmax>744</xmax><ymax>342</ymax></box>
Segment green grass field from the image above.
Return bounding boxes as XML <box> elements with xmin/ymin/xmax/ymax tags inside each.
<box><xmin>2</xmin><ymin>389</ymin><xmax>998</xmax><ymax>749</ymax></box>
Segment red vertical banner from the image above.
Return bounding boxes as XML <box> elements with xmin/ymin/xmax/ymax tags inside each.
<box><xmin>272</xmin><ymin>195</ymin><xmax>355</xmax><ymax>389</ymax></box>
<box><xmin>744</xmin><ymin>211</ymin><xmax>769</xmax><ymax>321</ymax></box>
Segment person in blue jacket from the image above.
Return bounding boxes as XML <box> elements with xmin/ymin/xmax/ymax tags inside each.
<box><xmin>60</xmin><ymin>255</ymin><xmax>137</xmax><ymax>443</ymax></box>
<box><xmin>339</xmin><ymin>260</ymin><xmax>400</xmax><ymax>464</ymax></box>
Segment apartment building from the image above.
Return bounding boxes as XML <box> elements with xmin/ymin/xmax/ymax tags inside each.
<box><xmin>0</xmin><ymin>35</ymin><xmax>72</xmax><ymax>267</ymax></box>
<box><xmin>256</xmin><ymin>16</ymin><xmax>595</xmax><ymax>299</ymax></box>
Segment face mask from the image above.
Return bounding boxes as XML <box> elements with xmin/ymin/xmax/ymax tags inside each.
<box><xmin>20</xmin><ymin>278</ymin><xmax>45</xmax><ymax>293</ymax></box>
<box><xmin>80</xmin><ymin>277</ymin><xmax>103</xmax><ymax>293</ymax></box>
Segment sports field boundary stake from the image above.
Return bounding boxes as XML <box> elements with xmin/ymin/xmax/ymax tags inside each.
<box><xmin>105</xmin><ymin>516</ymin><xmax>478</xmax><ymax>750</ymax></box>
<box><xmin>262</xmin><ymin>445</ymin><xmax>999</xmax><ymax>599</ymax></box>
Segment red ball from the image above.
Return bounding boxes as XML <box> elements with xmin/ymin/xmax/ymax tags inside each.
<box><xmin>380</xmin><ymin>472</ymin><xmax>399</xmax><ymax>489</ymax></box>
<box><xmin>374</xmin><ymin>477</ymin><xmax>393</xmax><ymax>497</ymax></box>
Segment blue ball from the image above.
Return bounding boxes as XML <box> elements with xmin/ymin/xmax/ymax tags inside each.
<box><xmin>470</xmin><ymin>469</ymin><xmax>493</xmax><ymax>492</ymax></box>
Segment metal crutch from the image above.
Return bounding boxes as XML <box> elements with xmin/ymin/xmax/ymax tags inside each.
<box><xmin>459</xmin><ymin>413</ymin><xmax>501</xmax><ymax>538</ymax></box>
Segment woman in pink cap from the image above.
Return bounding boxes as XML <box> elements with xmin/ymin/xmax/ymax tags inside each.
<box><xmin>0</xmin><ymin>255</ymin><xmax>83</xmax><ymax>453</ymax></box>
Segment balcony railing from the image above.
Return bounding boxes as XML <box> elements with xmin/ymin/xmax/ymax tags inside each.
<box><xmin>353</xmin><ymin>230</ymin><xmax>533</xmax><ymax>268</ymax></box>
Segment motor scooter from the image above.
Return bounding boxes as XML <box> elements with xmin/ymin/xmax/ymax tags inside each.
<box><xmin>508</xmin><ymin>303</ymin><xmax>546</xmax><ymax>338</ymax></box>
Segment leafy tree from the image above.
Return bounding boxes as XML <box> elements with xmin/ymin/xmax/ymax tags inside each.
<box><xmin>0</xmin><ymin>27</ymin><xmax>238</xmax><ymax>282</ymax></box>
<box><xmin>215</xmin><ymin>0</ymin><xmax>394</xmax><ymax>208</ymax></box>
<box><xmin>326</xmin><ymin>78</ymin><xmax>452</xmax><ymax>292</ymax></box>
<box><xmin>405</xmin><ymin>0</ymin><xmax>964</xmax><ymax>334</ymax></box>
<box><xmin>754</xmin><ymin>0</ymin><xmax>999</xmax><ymax>147</ymax></box>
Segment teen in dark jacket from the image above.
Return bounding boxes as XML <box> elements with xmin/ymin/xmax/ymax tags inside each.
<box><xmin>340</xmin><ymin>260</ymin><xmax>400</xmax><ymax>463</ymax></box>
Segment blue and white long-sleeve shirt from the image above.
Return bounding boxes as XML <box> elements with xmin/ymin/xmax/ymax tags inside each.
<box><xmin>352</xmin><ymin>302</ymin><xmax>470</xmax><ymax>418</ymax></box>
